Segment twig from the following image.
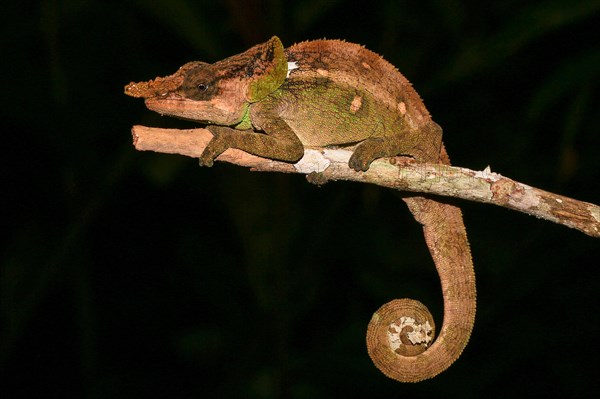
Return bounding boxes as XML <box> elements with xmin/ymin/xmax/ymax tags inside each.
<box><xmin>131</xmin><ymin>125</ymin><xmax>600</xmax><ymax>238</ymax></box>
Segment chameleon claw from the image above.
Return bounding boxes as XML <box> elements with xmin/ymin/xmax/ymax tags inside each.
<box><xmin>198</xmin><ymin>157</ymin><xmax>214</xmax><ymax>167</ymax></box>
<box><xmin>306</xmin><ymin>171</ymin><xmax>328</xmax><ymax>185</ymax></box>
<box><xmin>348</xmin><ymin>153</ymin><xmax>372</xmax><ymax>172</ymax></box>
<box><xmin>198</xmin><ymin>149</ymin><xmax>216</xmax><ymax>167</ymax></box>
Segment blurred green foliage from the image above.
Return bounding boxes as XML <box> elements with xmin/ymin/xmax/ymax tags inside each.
<box><xmin>2</xmin><ymin>0</ymin><xmax>599</xmax><ymax>398</ymax></box>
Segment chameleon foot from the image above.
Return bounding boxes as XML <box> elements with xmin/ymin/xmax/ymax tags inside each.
<box><xmin>306</xmin><ymin>171</ymin><xmax>328</xmax><ymax>186</ymax></box>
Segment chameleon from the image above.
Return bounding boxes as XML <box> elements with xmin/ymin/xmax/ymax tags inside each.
<box><xmin>124</xmin><ymin>36</ymin><xmax>476</xmax><ymax>382</ymax></box>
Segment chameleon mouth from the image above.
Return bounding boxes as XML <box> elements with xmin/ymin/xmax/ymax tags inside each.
<box><xmin>145</xmin><ymin>96</ymin><xmax>187</xmax><ymax>113</ymax></box>
<box><xmin>144</xmin><ymin>97</ymin><xmax>242</xmax><ymax>126</ymax></box>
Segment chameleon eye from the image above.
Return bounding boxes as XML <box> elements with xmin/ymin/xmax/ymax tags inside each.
<box><xmin>182</xmin><ymin>66</ymin><xmax>216</xmax><ymax>100</ymax></box>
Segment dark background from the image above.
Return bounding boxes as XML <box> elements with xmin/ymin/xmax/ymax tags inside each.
<box><xmin>2</xmin><ymin>1</ymin><xmax>599</xmax><ymax>398</ymax></box>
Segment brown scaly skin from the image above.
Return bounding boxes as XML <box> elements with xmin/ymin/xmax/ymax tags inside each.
<box><xmin>125</xmin><ymin>36</ymin><xmax>476</xmax><ymax>382</ymax></box>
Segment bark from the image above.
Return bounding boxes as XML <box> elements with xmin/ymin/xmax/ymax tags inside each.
<box><xmin>131</xmin><ymin>125</ymin><xmax>600</xmax><ymax>238</ymax></box>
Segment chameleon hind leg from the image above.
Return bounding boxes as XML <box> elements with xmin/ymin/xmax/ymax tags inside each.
<box><xmin>349</xmin><ymin>121</ymin><xmax>443</xmax><ymax>171</ymax></box>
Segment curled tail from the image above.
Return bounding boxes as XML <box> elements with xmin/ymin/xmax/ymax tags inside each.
<box><xmin>366</xmin><ymin>150</ymin><xmax>476</xmax><ymax>382</ymax></box>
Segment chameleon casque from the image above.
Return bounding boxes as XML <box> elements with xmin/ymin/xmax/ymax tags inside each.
<box><xmin>125</xmin><ymin>36</ymin><xmax>476</xmax><ymax>382</ymax></box>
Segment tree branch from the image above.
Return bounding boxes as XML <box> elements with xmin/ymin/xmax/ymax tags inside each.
<box><xmin>131</xmin><ymin>125</ymin><xmax>600</xmax><ymax>238</ymax></box>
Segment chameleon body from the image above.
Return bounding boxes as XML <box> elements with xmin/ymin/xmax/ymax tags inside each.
<box><xmin>125</xmin><ymin>36</ymin><xmax>476</xmax><ymax>382</ymax></box>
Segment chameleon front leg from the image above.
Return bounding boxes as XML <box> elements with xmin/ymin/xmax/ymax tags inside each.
<box><xmin>199</xmin><ymin>117</ymin><xmax>304</xmax><ymax>167</ymax></box>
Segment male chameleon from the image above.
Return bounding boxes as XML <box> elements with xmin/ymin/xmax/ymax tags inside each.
<box><xmin>125</xmin><ymin>36</ymin><xmax>476</xmax><ymax>382</ymax></box>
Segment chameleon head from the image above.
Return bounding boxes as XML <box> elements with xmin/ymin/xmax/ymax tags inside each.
<box><xmin>124</xmin><ymin>36</ymin><xmax>288</xmax><ymax>126</ymax></box>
